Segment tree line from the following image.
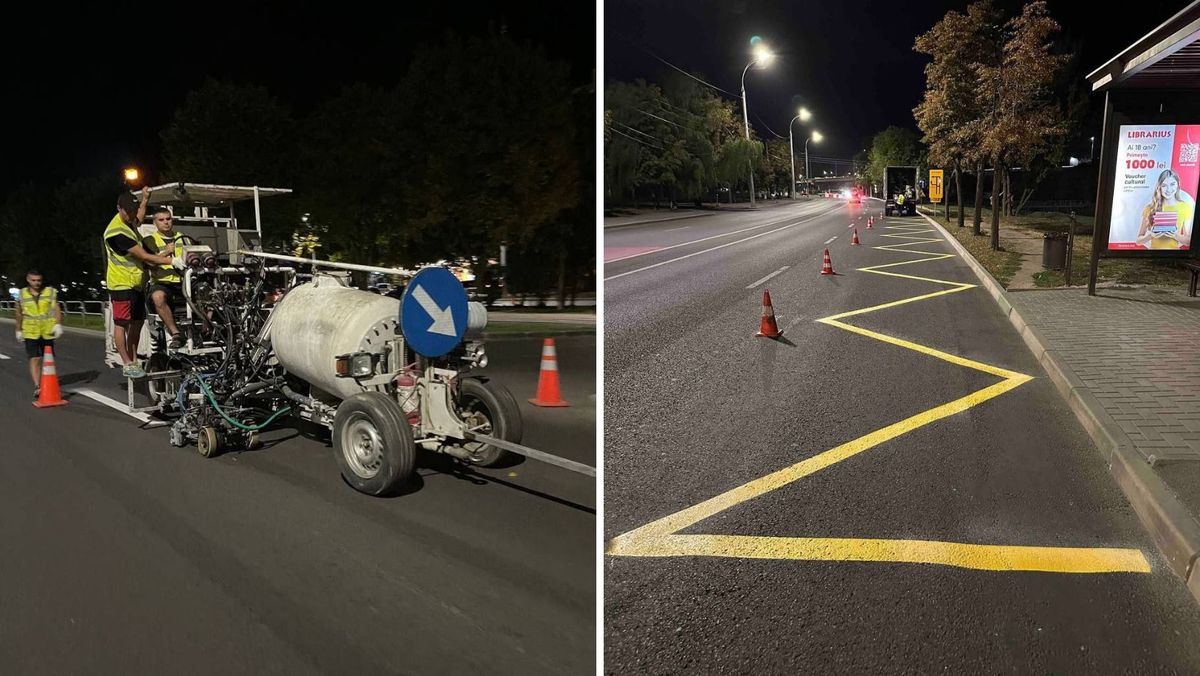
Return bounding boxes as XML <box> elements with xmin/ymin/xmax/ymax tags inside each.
<box><xmin>913</xmin><ymin>0</ymin><xmax>1075</xmax><ymax>249</ymax></box>
<box><xmin>0</xmin><ymin>33</ymin><xmax>594</xmax><ymax>308</ymax></box>
<box><xmin>604</xmin><ymin>74</ymin><xmax>803</xmax><ymax>208</ymax></box>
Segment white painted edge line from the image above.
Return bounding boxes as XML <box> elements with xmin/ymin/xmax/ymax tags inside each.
<box><xmin>606</xmin><ymin>202</ymin><xmax>833</xmax><ymax>265</ymax></box>
<box><xmin>747</xmin><ymin>266</ymin><xmax>790</xmax><ymax>289</ymax></box>
<box><xmin>605</xmin><ymin>210</ymin><xmax>832</xmax><ymax>281</ymax></box>
<box><xmin>824</xmin><ymin>236</ymin><xmax>838</xmax><ymax>245</ymax></box>
<box><xmin>71</xmin><ymin>387</ymin><xmax>156</xmax><ymax>424</ymax></box>
<box><xmin>665</xmin><ymin>226</ymin><xmax>690</xmax><ymax>232</ymax></box>
<box><xmin>0</xmin><ymin>351</ymin><xmax>9</xmax><ymax>360</ymax></box>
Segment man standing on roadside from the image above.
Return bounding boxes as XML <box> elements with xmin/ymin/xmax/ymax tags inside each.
<box><xmin>13</xmin><ymin>269</ymin><xmax>63</xmax><ymax>399</ymax></box>
<box><xmin>104</xmin><ymin>188</ymin><xmax>181</xmax><ymax>378</ymax></box>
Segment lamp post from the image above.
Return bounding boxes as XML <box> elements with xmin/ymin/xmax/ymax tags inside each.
<box><xmin>1089</xmin><ymin>136</ymin><xmax>1095</xmax><ymax>162</ymax></box>
<box><xmin>805</xmin><ymin>131</ymin><xmax>823</xmax><ymax>193</ymax></box>
<box><xmin>788</xmin><ymin>107</ymin><xmax>812</xmax><ymax>200</ymax></box>
<box><xmin>740</xmin><ymin>43</ymin><xmax>773</xmax><ymax>207</ymax></box>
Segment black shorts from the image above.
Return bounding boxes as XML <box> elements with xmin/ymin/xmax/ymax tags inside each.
<box><xmin>146</xmin><ymin>283</ymin><xmax>182</xmax><ymax>312</ymax></box>
<box><xmin>109</xmin><ymin>289</ymin><xmax>146</xmax><ymax>324</ymax></box>
<box><xmin>25</xmin><ymin>338</ymin><xmax>54</xmax><ymax>359</ymax></box>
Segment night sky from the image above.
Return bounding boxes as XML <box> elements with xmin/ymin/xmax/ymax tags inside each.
<box><xmin>0</xmin><ymin>1</ymin><xmax>594</xmax><ymax>195</ymax></box>
<box><xmin>604</xmin><ymin>0</ymin><xmax>1189</xmax><ymax>164</ymax></box>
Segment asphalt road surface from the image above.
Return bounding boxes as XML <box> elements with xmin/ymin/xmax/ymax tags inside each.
<box><xmin>604</xmin><ymin>198</ymin><xmax>1200</xmax><ymax>673</ymax></box>
<box><xmin>0</xmin><ymin>327</ymin><xmax>595</xmax><ymax>674</ymax></box>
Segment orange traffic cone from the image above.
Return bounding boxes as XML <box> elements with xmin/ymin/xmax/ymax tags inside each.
<box><xmin>529</xmin><ymin>338</ymin><xmax>569</xmax><ymax>407</ymax></box>
<box><xmin>821</xmin><ymin>248</ymin><xmax>836</xmax><ymax>275</ymax></box>
<box><xmin>866</xmin><ymin>216</ymin><xmax>874</xmax><ymax>229</ymax></box>
<box><xmin>755</xmin><ymin>291</ymin><xmax>782</xmax><ymax>338</ymax></box>
<box><xmin>33</xmin><ymin>345</ymin><xmax>67</xmax><ymax>408</ymax></box>
<box><xmin>851</xmin><ymin>228</ymin><xmax>861</xmax><ymax>245</ymax></box>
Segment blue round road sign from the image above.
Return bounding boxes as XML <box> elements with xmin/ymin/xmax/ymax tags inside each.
<box><xmin>400</xmin><ymin>267</ymin><xmax>469</xmax><ymax>358</ymax></box>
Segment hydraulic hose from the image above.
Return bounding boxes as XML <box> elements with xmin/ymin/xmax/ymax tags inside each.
<box><xmin>196</xmin><ymin>377</ymin><xmax>291</xmax><ymax>431</ymax></box>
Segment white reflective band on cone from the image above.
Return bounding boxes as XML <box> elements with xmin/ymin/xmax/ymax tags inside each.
<box><xmin>540</xmin><ymin>360</ymin><xmax>558</xmax><ymax>371</ymax></box>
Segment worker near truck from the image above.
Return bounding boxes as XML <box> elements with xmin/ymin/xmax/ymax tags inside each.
<box><xmin>142</xmin><ymin>206</ymin><xmax>191</xmax><ymax>349</ymax></box>
<box><xmin>13</xmin><ymin>269</ymin><xmax>62</xmax><ymax>399</ymax></box>
<box><xmin>104</xmin><ymin>188</ymin><xmax>182</xmax><ymax>378</ymax></box>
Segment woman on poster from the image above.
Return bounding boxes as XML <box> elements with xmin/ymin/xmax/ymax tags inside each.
<box><xmin>1135</xmin><ymin>169</ymin><xmax>1194</xmax><ymax>250</ymax></box>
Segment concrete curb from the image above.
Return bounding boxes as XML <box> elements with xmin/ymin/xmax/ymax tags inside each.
<box><xmin>919</xmin><ymin>212</ymin><xmax>1200</xmax><ymax>597</ymax></box>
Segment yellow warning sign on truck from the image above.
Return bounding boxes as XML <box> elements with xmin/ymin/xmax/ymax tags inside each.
<box><xmin>929</xmin><ymin>169</ymin><xmax>944</xmax><ymax>203</ymax></box>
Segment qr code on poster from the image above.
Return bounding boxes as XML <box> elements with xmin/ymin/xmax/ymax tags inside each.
<box><xmin>1182</xmin><ymin>143</ymin><xmax>1199</xmax><ymax>163</ymax></box>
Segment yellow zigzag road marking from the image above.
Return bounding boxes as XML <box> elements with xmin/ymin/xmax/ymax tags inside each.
<box><xmin>607</xmin><ymin>222</ymin><xmax>1150</xmax><ymax>574</ymax></box>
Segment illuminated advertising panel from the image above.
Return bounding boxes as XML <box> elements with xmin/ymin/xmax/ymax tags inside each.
<box><xmin>1107</xmin><ymin>124</ymin><xmax>1199</xmax><ymax>251</ymax></box>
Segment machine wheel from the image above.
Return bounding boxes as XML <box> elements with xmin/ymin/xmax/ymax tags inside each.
<box><xmin>197</xmin><ymin>426</ymin><xmax>221</xmax><ymax>458</ymax></box>
<box><xmin>457</xmin><ymin>377</ymin><xmax>523</xmax><ymax>467</ymax></box>
<box><xmin>145</xmin><ymin>353</ymin><xmax>178</xmax><ymax>407</ymax></box>
<box><xmin>246</xmin><ymin>431</ymin><xmax>262</xmax><ymax>451</ymax></box>
<box><xmin>333</xmin><ymin>392</ymin><xmax>415</xmax><ymax>496</ymax></box>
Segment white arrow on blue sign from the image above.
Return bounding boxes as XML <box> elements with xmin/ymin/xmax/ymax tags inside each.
<box><xmin>400</xmin><ymin>267</ymin><xmax>469</xmax><ymax>358</ymax></box>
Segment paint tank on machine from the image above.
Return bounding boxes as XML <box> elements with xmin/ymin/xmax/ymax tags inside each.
<box><xmin>268</xmin><ymin>275</ymin><xmax>488</xmax><ymax>400</ymax></box>
<box><xmin>268</xmin><ymin>277</ymin><xmax>402</xmax><ymax>400</ymax></box>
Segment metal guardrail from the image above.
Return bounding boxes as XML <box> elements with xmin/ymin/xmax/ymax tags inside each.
<box><xmin>1</xmin><ymin>299</ymin><xmax>105</xmax><ymax>317</ymax></box>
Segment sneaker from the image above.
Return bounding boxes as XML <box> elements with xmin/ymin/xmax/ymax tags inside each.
<box><xmin>168</xmin><ymin>333</ymin><xmax>186</xmax><ymax>350</ymax></box>
<box><xmin>122</xmin><ymin>363</ymin><xmax>146</xmax><ymax>379</ymax></box>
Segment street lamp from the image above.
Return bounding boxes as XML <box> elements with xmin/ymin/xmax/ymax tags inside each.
<box><xmin>1089</xmin><ymin>136</ymin><xmax>1095</xmax><ymax>162</ymax></box>
<box><xmin>788</xmin><ymin>107</ymin><xmax>812</xmax><ymax>200</ymax></box>
<box><xmin>123</xmin><ymin>167</ymin><xmax>140</xmax><ymax>184</ymax></box>
<box><xmin>740</xmin><ymin>42</ymin><xmax>773</xmax><ymax>208</ymax></box>
<box><xmin>806</xmin><ymin>131</ymin><xmax>823</xmax><ymax>192</ymax></box>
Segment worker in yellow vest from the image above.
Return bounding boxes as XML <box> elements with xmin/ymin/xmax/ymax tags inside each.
<box><xmin>104</xmin><ymin>188</ymin><xmax>181</xmax><ymax>378</ymax></box>
<box><xmin>142</xmin><ymin>206</ymin><xmax>191</xmax><ymax>349</ymax></box>
<box><xmin>13</xmin><ymin>269</ymin><xmax>63</xmax><ymax>399</ymax></box>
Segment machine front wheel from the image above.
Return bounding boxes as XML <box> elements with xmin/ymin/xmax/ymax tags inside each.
<box><xmin>333</xmin><ymin>392</ymin><xmax>415</xmax><ymax>496</ymax></box>
<box><xmin>197</xmin><ymin>426</ymin><xmax>221</xmax><ymax>458</ymax></box>
<box><xmin>457</xmin><ymin>377</ymin><xmax>523</xmax><ymax>467</ymax></box>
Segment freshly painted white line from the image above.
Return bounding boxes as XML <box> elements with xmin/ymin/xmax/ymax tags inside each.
<box><xmin>665</xmin><ymin>226</ymin><xmax>690</xmax><ymax>232</ymax></box>
<box><xmin>824</xmin><ymin>236</ymin><xmax>838</xmax><ymax>244</ymax></box>
<box><xmin>606</xmin><ymin>203</ymin><xmax>831</xmax><ymax>264</ymax></box>
<box><xmin>0</xmin><ymin>351</ymin><xmax>9</xmax><ymax>360</ymax></box>
<box><xmin>606</xmin><ymin>211</ymin><xmax>831</xmax><ymax>281</ymax></box>
<box><xmin>72</xmin><ymin>388</ymin><xmax>152</xmax><ymax>423</ymax></box>
<box><xmin>746</xmin><ymin>266</ymin><xmax>790</xmax><ymax>289</ymax></box>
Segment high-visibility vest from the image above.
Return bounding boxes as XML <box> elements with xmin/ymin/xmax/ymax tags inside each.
<box><xmin>103</xmin><ymin>213</ymin><xmax>145</xmax><ymax>291</ymax></box>
<box><xmin>148</xmin><ymin>231</ymin><xmax>184</xmax><ymax>284</ymax></box>
<box><xmin>19</xmin><ymin>286</ymin><xmax>57</xmax><ymax>339</ymax></box>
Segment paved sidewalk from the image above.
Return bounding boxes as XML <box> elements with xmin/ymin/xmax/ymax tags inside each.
<box><xmin>602</xmin><ymin>210</ymin><xmax>713</xmax><ymax>229</ymax></box>
<box><xmin>1008</xmin><ymin>288</ymin><xmax>1200</xmax><ymax>464</ymax></box>
<box><xmin>603</xmin><ymin>198</ymin><xmax>816</xmax><ymax>229</ymax></box>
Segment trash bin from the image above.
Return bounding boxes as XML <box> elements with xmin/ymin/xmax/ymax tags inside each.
<box><xmin>1042</xmin><ymin>231</ymin><xmax>1068</xmax><ymax>270</ymax></box>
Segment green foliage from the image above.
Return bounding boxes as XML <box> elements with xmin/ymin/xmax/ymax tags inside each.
<box><xmin>866</xmin><ymin>127</ymin><xmax>924</xmax><ymax>186</ymax></box>
<box><xmin>2</xmin><ymin>35</ymin><xmax>593</xmax><ymax>305</ymax></box>
<box><xmin>604</xmin><ymin>72</ymin><xmax>757</xmax><ymax>205</ymax></box>
<box><xmin>0</xmin><ymin>175</ymin><xmax>118</xmax><ymax>293</ymax></box>
<box><xmin>162</xmin><ymin>79</ymin><xmax>297</xmax><ymax>187</ymax></box>
<box><xmin>398</xmin><ymin>34</ymin><xmax>580</xmax><ymax>268</ymax></box>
